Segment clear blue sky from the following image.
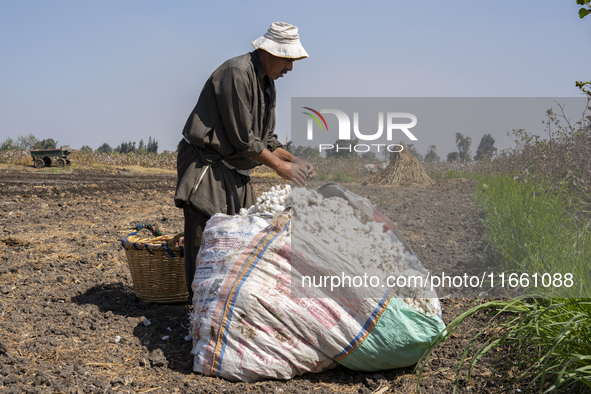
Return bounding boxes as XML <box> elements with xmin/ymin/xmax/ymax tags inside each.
<box><xmin>1</xmin><ymin>1</ymin><xmax>589</xmax><ymax>157</ymax></box>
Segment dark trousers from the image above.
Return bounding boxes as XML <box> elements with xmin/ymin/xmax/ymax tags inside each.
<box><xmin>183</xmin><ymin>204</ymin><xmax>211</xmax><ymax>302</ymax></box>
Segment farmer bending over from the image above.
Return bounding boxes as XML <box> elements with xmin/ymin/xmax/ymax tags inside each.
<box><xmin>175</xmin><ymin>22</ymin><xmax>316</xmax><ymax>300</ymax></box>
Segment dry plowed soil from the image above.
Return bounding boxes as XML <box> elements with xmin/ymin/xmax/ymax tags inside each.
<box><xmin>0</xmin><ymin>166</ymin><xmax>500</xmax><ymax>393</ymax></box>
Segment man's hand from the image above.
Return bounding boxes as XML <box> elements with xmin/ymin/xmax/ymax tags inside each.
<box><xmin>267</xmin><ymin>147</ymin><xmax>317</xmax><ymax>181</ymax></box>
<box><xmin>299</xmin><ymin>160</ymin><xmax>317</xmax><ymax>180</ymax></box>
<box><xmin>275</xmin><ymin>161</ymin><xmax>308</xmax><ymax>187</ymax></box>
<box><xmin>253</xmin><ymin>149</ymin><xmax>309</xmax><ymax>186</ymax></box>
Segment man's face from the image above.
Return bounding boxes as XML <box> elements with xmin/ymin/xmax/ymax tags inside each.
<box><xmin>264</xmin><ymin>53</ymin><xmax>294</xmax><ymax>80</ymax></box>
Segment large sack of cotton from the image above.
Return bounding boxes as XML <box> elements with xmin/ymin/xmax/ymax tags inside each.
<box><xmin>188</xmin><ymin>184</ymin><xmax>445</xmax><ymax>382</ymax></box>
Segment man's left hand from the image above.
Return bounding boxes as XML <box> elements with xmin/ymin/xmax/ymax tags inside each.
<box><xmin>299</xmin><ymin>160</ymin><xmax>317</xmax><ymax>180</ymax></box>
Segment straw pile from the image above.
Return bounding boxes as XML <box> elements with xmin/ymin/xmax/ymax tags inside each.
<box><xmin>368</xmin><ymin>143</ymin><xmax>434</xmax><ymax>186</ymax></box>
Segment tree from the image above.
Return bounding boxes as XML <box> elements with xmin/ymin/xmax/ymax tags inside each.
<box><xmin>138</xmin><ymin>139</ymin><xmax>146</xmax><ymax>154</ymax></box>
<box><xmin>115</xmin><ymin>141</ymin><xmax>136</xmax><ymax>154</ymax></box>
<box><xmin>0</xmin><ymin>137</ymin><xmax>16</xmax><ymax>151</ymax></box>
<box><xmin>455</xmin><ymin>133</ymin><xmax>472</xmax><ymax>161</ymax></box>
<box><xmin>34</xmin><ymin>138</ymin><xmax>57</xmax><ymax>149</ymax></box>
<box><xmin>97</xmin><ymin>143</ymin><xmax>113</xmax><ymax>154</ymax></box>
<box><xmin>290</xmin><ymin>145</ymin><xmax>319</xmax><ymax>159</ymax></box>
<box><xmin>147</xmin><ymin>137</ymin><xmax>158</xmax><ymax>154</ymax></box>
<box><xmin>80</xmin><ymin>145</ymin><xmax>93</xmax><ymax>152</ymax></box>
<box><xmin>474</xmin><ymin>134</ymin><xmax>497</xmax><ymax>161</ymax></box>
<box><xmin>361</xmin><ymin>151</ymin><xmax>377</xmax><ymax>160</ymax></box>
<box><xmin>16</xmin><ymin>134</ymin><xmax>39</xmax><ymax>150</ymax></box>
<box><xmin>326</xmin><ymin>138</ymin><xmax>359</xmax><ymax>159</ymax></box>
<box><xmin>424</xmin><ymin>145</ymin><xmax>440</xmax><ymax>162</ymax></box>
<box><xmin>447</xmin><ymin>152</ymin><xmax>459</xmax><ymax>162</ymax></box>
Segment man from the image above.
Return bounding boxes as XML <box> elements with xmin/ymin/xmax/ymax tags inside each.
<box><xmin>175</xmin><ymin>22</ymin><xmax>316</xmax><ymax>300</ymax></box>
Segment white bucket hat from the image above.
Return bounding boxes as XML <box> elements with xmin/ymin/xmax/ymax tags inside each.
<box><xmin>251</xmin><ymin>22</ymin><xmax>309</xmax><ymax>60</ymax></box>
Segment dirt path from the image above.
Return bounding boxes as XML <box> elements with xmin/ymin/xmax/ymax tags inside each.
<box><xmin>0</xmin><ymin>167</ymin><xmax>497</xmax><ymax>393</ymax></box>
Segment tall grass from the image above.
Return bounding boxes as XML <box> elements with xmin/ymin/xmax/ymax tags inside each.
<box><xmin>474</xmin><ymin>175</ymin><xmax>591</xmax><ymax>298</ymax></box>
<box><xmin>418</xmin><ymin>174</ymin><xmax>591</xmax><ymax>392</ymax></box>
<box><xmin>417</xmin><ymin>102</ymin><xmax>591</xmax><ymax>392</ymax></box>
<box><xmin>419</xmin><ymin>298</ymin><xmax>591</xmax><ymax>393</ymax></box>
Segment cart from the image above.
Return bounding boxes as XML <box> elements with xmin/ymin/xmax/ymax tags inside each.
<box><xmin>30</xmin><ymin>146</ymin><xmax>72</xmax><ymax>168</ymax></box>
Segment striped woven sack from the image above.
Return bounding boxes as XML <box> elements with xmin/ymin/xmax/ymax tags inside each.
<box><xmin>189</xmin><ymin>189</ymin><xmax>445</xmax><ymax>382</ymax></box>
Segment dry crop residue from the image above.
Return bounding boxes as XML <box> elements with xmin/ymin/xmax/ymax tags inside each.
<box><xmin>0</xmin><ymin>167</ymin><xmax>497</xmax><ymax>393</ymax></box>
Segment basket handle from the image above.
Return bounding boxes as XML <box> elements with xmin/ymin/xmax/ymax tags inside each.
<box><xmin>167</xmin><ymin>232</ymin><xmax>184</xmax><ymax>247</ymax></box>
<box><xmin>131</xmin><ymin>223</ymin><xmax>163</xmax><ymax>236</ymax></box>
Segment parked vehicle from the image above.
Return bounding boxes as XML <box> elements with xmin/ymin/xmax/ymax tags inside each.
<box><xmin>30</xmin><ymin>146</ymin><xmax>72</xmax><ymax>168</ymax></box>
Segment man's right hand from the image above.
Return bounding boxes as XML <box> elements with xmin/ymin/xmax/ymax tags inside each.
<box><xmin>253</xmin><ymin>148</ymin><xmax>308</xmax><ymax>186</ymax></box>
<box><xmin>275</xmin><ymin>161</ymin><xmax>307</xmax><ymax>187</ymax></box>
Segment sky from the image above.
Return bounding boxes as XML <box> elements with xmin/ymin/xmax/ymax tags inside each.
<box><xmin>1</xmin><ymin>1</ymin><xmax>590</xmax><ymax>158</ymax></box>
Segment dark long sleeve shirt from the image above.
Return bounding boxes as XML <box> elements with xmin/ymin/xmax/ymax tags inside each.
<box><xmin>175</xmin><ymin>51</ymin><xmax>283</xmax><ymax>215</ymax></box>
<box><xmin>182</xmin><ymin>50</ymin><xmax>283</xmax><ymax>170</ymax></box>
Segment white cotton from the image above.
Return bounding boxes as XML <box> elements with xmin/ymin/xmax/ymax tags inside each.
<box><xmin>241</xmin><ymin>185</ymin><xmax>435</xmax><ymax>316</ymax></box>
<box><xmin>288</xmin><ymin>187</ymin><xmax>435</xmax><ymax>316</ymax></box>
<box><xmin>241</xmin><ymin>184</ymin><xmax>291</xmax><ymax>217</ymax></box>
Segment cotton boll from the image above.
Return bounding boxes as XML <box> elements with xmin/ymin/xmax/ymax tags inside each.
<box><xmin>242</xmin><ymin>185</ymin><xmax>292</xmax><ymax>216</ymax></box>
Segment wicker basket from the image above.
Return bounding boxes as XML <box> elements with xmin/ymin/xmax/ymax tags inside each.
<box><xmin>121</xmin><ymin>227</ymin><xmax>188</xmax><ymax>303</ymax></box>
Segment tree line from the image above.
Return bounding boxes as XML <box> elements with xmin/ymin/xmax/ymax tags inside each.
<box><xmin>3</xmin><ymin>131</ymin><xmax>496</xmax><ymax>161</ymax></box>
<box><xmin>0</xmin><ymin>134</ymin><xmax>60</xmax><ymax>151</ymax></box>
<box><xmin>286</xmin><ymin>133</ymin><xmax>497</xmax><ymax>162</ymax></box>
<box><xmin>0</xmin><ymin>134</ymin><xmax>159</xmax><ymax>154</ymax></box>
<box><xmin>90</xmin><ymin>137</ymin><xmax>159</xmax><ymax>154</ymax></box>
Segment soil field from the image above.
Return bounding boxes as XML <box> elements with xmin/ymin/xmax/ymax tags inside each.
<box><xmin>0</xmin><ymin>166</ymin><xmax>502</xmax><ymax>393</ymax></box>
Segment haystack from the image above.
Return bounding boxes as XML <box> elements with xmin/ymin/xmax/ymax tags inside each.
<box><xmin>368</xmin><ymin>144</ymin><xmax>434</xmax><ymax>186</ymax></box>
